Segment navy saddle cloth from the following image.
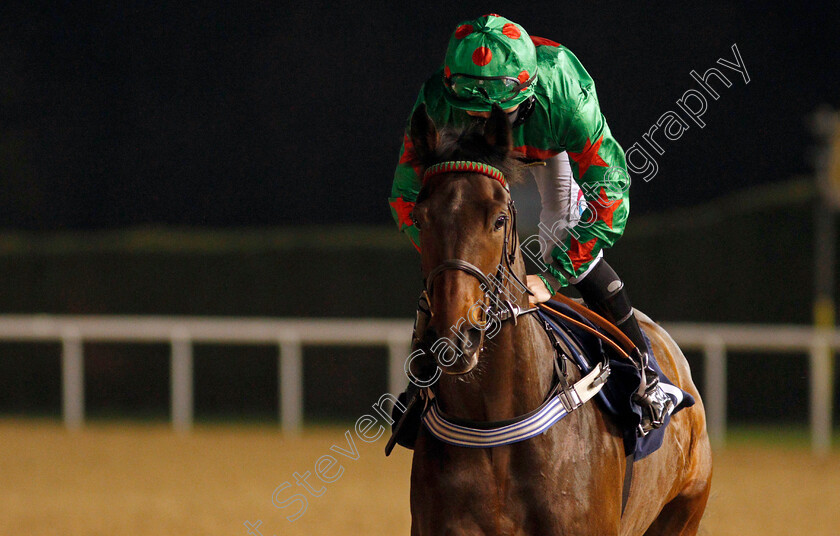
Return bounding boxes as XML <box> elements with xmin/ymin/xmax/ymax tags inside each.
<box><xmin>538</xmin><ymin>301</ymin><xmax>694</xmax><ymax>461</ymax></box>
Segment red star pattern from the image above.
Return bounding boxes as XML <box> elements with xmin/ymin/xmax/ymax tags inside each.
<box><xmin>566</xmin><ymin>237</ymin><xmax>598</xmax><ymax>272</ymax></box>
<box><xmin>589</xmin><ymin>187</ymin><xmax>622</xmax><ymax>229</ymax></box>
<box><xmin>399</xmin><ymin>134</ymin><xmax>423</xmax><ymax>177</ymax></box>
<box><xmin>568</xmin><ymin>136</ymin><xmax>608</xmax><ymax>179</ymax></box>
<box><xmin>389</xmin><ymin>197</ymin><xmax>415</xmax><ymax>230</ymax></box>
<box><xmin>513</xmin><ymin>145</ymin><xmax>560</xmax><ymax>161</ymax></box>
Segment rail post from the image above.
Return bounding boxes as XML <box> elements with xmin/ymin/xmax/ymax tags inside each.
<box><xmin>809</xmin><ymin>334</ymin><xmax>833</xmax><ymax>455</ymax></box>
<box><xmin>279</xmin><ymin>332</ymin><xmax>303</xmax><ymax>435</ymax></box>
<box><xmin>703</xmin><ymin>335</ymin><xmax>727</xmax><ymax>448</ymax></box>
<box><xmin>61</xmin><ymin>328</ymin><xmax>84</xmax><ymax>430</ymax></box>
<box><xmin>171</xmin><ymin>328</ymin><xmax>193</xmax><ymax>432</ymax></box>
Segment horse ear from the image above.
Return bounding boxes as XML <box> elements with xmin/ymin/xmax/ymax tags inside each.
<box><xmin>409</xmin><ymin>103</ymin><xmax>439</xmax><ymax>164</ymax></box>
<box><xmin>484</xmin><ymin>105</ymin><xmax>513</xmax><ymax>153</ymax></box>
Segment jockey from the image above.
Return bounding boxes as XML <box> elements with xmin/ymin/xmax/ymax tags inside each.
<box><xmin>389</xmin><ymin>14</ymin><xmax>673</xmax><ymax>435</ymax></box>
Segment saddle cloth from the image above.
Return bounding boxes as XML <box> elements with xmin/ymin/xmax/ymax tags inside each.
<box><xmin>538</xmin><ymin>301</ymin><xmax>695</xmax><ymax>461</ymax></box>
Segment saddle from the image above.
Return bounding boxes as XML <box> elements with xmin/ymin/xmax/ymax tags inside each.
<box><xmin>538</xmin><ymin>300</ymin><xmax>694</xmax><ymax>460</ymax></box>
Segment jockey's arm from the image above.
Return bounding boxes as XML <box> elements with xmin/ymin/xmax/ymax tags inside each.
<box><xmin>542</xmin><ymin>82</ymin><xmax>630</xmax><ymax>290</ymax></box>
<box><xmin>389</xmin><ymin>90</ymin><xmax>432</xmax><ymax>253</ymax></box>
<box><xmin>389</xmin><ymin>135</ymin><xmax>422</xmax><ymax>252</ymax></box>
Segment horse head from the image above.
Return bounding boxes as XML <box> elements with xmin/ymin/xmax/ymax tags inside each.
<box><xmin>408</xmin><ymin>104</ymin><xmax>529</xmax><ymax>376</ymax></box>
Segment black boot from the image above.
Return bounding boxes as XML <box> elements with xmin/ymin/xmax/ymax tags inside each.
<box><xmin>614</xmin><ymin>310</ymin><xmax>675</xmax><ymax>434</ymax></box>
<box><xmin>572</xmin><ymin>259</ymin><xmax>674</xmax><ymax>435</ymax></box>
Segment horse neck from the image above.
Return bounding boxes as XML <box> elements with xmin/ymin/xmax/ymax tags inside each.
<box><xmin>436</xmin><ymin>265</ymin><xmax>556</xmax><ymax>422</ymax></box>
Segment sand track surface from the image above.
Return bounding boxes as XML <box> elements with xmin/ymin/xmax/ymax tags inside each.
<box><xmin>1</xmin><ymin>420</ymin><xmax>838</xmax><ymax>535</ymax></box>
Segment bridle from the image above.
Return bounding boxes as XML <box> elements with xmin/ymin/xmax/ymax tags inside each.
<box><xmin>420</xmin><ymin>160</ymin><xmax>537</xmax><ymax>326</ymax></box>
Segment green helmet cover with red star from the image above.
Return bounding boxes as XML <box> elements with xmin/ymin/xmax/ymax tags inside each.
<box><xmin>442</xmin><ymin>14</ymin><xmax>538</xmax><ymax>112</ymax></box>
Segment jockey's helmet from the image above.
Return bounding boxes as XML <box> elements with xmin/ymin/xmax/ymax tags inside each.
<box><xmin>442</xmin><ymin>14</ymin><xmax>538</xmax><ymax>112</ymax></box>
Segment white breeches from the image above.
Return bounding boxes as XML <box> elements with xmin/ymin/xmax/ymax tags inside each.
<box><xmin>530</xmin><ymin>152</ymin><xmax>603</xmax><ymax>282</ymax></box>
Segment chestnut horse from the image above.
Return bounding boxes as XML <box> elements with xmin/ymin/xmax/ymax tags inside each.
<box><xmin>406</xmin><ymin>105</ymin><xmax>712</xmax><ymax>535</ymax></box>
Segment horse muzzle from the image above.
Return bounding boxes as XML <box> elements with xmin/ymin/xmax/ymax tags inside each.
<box><xmin>421</xmin><ymin>324</ymin><xmax>482</xmax><ymax>375</ymax></box>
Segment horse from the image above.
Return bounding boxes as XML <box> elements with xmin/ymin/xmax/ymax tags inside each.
<box><xmin>405</xmin><ymin>104</ymin><xmax>712</xmax><ymax>535</ymax></box>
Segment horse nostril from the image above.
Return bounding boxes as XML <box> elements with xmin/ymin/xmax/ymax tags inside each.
<box><xmin>465</xmin><ymin>327</ymin><xmax>483</xmax><ymax>350</ymax></box>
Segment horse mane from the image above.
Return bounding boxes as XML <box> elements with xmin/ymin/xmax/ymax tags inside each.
<box><xmin>414</xmin><ymin>122</ymin><xmax>525</xmax><ymax>202</ymax></box>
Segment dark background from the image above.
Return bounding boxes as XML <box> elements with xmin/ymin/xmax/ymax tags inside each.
<box><xmin>1</xmin><ymin>2</ymin><xmax>837</xmax><ymax>229</ymax></box>
<box><xmin>0</xmin><ymin>3</ymin><xmax>837</xmax><ymax>425</ymax></box>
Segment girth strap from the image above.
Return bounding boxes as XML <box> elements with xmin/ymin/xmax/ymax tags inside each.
<box><xmin>421</xmin><ymin>361</ymin><xmax>609</xmax><ymax>448</ymax></box>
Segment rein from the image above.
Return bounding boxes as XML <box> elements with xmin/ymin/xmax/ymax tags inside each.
<box><xmin>538</xmin><ymin>301</ymin><xmax>632</xmax><ymax>360</ymax></box>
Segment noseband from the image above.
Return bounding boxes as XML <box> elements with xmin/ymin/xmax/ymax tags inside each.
<box><xmin>421</xmin><ymin>160</ymin><xmax>536</xmax><ymax>325</ymax></box>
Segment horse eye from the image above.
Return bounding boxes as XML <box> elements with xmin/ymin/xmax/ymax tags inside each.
<box><xmin>411</xmin><ymin>212</ymin><xmax>422</xmax><ymax>230</ymax></box>
<box><xmin>494</xmin><ymin>214</ymin><xmax>507</xmax><ymax>231</ymax></box>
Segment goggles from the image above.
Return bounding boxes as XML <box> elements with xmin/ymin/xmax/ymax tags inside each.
<box><xmin>445</xmin><ymin>70</ymin><xmax>537</xmax><ymax>104</ymax></box>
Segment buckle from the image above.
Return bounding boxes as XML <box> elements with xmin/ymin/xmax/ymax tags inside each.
<box><xmin>558</xmin><ymin>387</ymin><xmax>583</xmax><ymax>412</ymax></box>
<box><xmin>591</xmin><ymin>363</ymin><xmax>610</xmax><ymax>388</ymax></box>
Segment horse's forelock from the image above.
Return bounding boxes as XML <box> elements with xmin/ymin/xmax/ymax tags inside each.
<box><xmin>418</xmin><ymin>125</ymin><xmax>525</xmax><ymax>189</ymax></box>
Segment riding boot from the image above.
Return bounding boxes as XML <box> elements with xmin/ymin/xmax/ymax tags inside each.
<box><xmin>572</xmin><ymin>259</ymin><xmax>674</xmax><ymax>435</ymax></box>
<box><xmin>614</xmin><ymin>310</ymin><xmax>675</xmax><ymax>434</ymax></box>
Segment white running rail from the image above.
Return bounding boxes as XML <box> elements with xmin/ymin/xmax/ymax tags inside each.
<box><xmin>0</xmin><ymin>316</ymin><xmax>836</xmax><ymax>454</ymax></box>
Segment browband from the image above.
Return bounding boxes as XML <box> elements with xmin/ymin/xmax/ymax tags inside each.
<box><xmin>422</xmin><ymin>160</ymin><xmax>508</xmax><ymax>192</ymax></box>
